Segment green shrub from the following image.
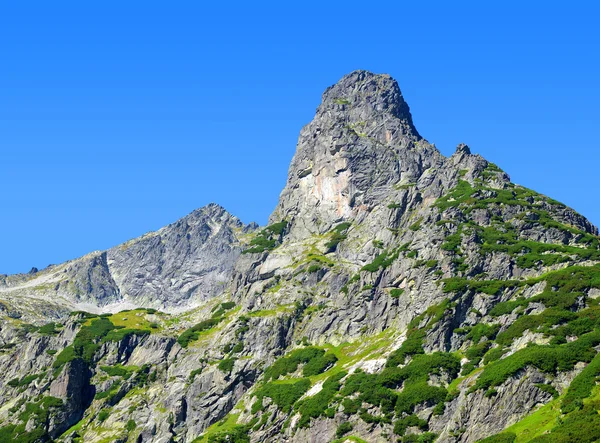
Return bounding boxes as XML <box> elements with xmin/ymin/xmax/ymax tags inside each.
<box><xmin>100</xmin><ymin>365</ymin><xmax>133</xmax><ymax>378</ymax></box>
<box><xmin>0</xmin><ymin>396</ymin><xmax>63</xmax><ymax>442</ymax></box>
<box><xmin>535</xmin><ymin>383</ymin><xmax>559</xmax><ymax>399</ymax></box>
<box><xmin>386</xmin><ymin>329</ymin><xmax>425</xmax><ymax>367</ymax></box>
<box><xmin>342</xmin><ymin>398</ymin><xmax>360</xmax><ymax>415</ymax></box>
<box><xmin>465</xmin><ymin>342</ymin><xmax>492</xmax><ymax>361</ymax></box>
<box><xmin>395</xmin><ymin>382</ymin><xmax>447</xmax><ymax>415</ymax></box>
<box><xmin>218</xmin><ymin>358</ymin><xmax>236</xmax><ymax>373</ymax></box>
<box><xmin>562</xmin><ymin>353</ymin><xmax>600</xmax><ymax>413</ymax></box>
<box><xmin>526</xmin><ymin>406</ymin><xmax>600</xmax><ymax>442</ymax></box>
<box><xmin>264</xmin><ymin>346</ymin><xmax>327</xmax><ymax>381</ymax></box>
<box><xmin>7</xmin><ymin>373</ymin><xmax>41</xmax><ymax>388</ymax></box>
<box><xmin>53</xmin><ymin>317</ymin><xmax>121</xmax><ymax>370</ymax></box>
<box><xmin>409</xmin><ymin>219</ymin><xmax>423</xmax><ymax>231</ymax></box>
<box><xmin>467</xmin><ymin>323</ymin><xmax>500</xmax><ymax>343</ymax></box>
<box><xmin>204</xmin><ymin>425</ymin><xmax>251</xmax><ymax>443</ymax></box>
<box><xmin>254</xmin><ymin>378</ymin><xmax>311</xmax><ymax>413</ymax></box>
<box><xmin>53</xmin><ymin>346</ymin><xmax>76</xmax><ymax>369</ymax></box>
<box><xmin>362</xmin><ymin>247</ymin><xmax>404</xmax><ymax>272</ymax></box>
<box><xmin>483</xmin><ymin>347</ymin><xmax>507</xmax><ymax>365</ymax></box>
<box><xmin>393</xmin><ymin>414</ymin><xmax>428</xmax><ymax>435</ymax></box>
<box><xmin>336</xmin><ymin>421</ymin><xmax>353</xmax><ymax>438</ymax></box>
<box><xmin>307</xmin><ymin>264</ymin><xmax>321</xmax><ymax>273</ymax></box>
<box><xmin>37</xmin><ymin>322</ymin><xmax>60</xmax><ymax>335</ymax></box>
<box><xmin>495</xmin><ymin>308</ymin><xmax>576</xmax><ymax>346</ymax></box>
<box><xmin>97</xmin><ymin>409</ymin><xmax>110</xmax><ymax>422</ymax></box>
<box><xmin>177</xmin><ymin>318</ymin><xmax>223</xmax><ymax>348</ymax></box>
<box><xmin>297</xmin><ymin>371</ymin><xmax>346</xmax><ymax>428</ymax></box>
<box><xmin>443</xmin><ymin>278</ymin><xmax>520</xmax><ymax>295</ymax></box>
<box><xmin>390</xmin><ymin>288</ymin><xmax>405</xmax><ymax>298</ymax></box>
<box><xmin>189</xmin><ymin>368</ymin><xmax>203</xmax><ymax>382</ymax></box>
<box><xmin>472</xmin><ymin>330</ymin><xmax>600</xmax><ymax>392</ymax></box>
<box><xmin>325</xmin><ymin>223</ymin><xmax>351</xmax><ymax>251</ymax></box>
<box><xmin>242</xmin><ymin>221</ymin><xmax>287</xmax><ymax>254</ymax></box>
<box><xmin>403</xmin><ymin>432</ymin><xmax>438</xmax><ymax>443</ymax></box>
<box><xmin>302</xmin><ymin>352</ymin><xmax>337</xmax><ymax>376</ymax></box>
<box><xmin>95</xmin><ymin>380</ymin><xmax>120</xmax><ymax>400</ymax></box>
<box><xmin>489</xmin><ymin>299</ymin><xmax>525</xmax><ymax>317</ymax></box>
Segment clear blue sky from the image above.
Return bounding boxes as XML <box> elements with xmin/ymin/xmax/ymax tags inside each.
<box><xmin>1</xmin><ymin>2</ymin><xmax>599</xmax><ymax>274</ymax></box>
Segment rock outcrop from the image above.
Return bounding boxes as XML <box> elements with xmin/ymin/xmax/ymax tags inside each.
<box><xmin>0</xmin><ymin>70</ymin><xmax>599</xmax><ymax>443</ymax></box>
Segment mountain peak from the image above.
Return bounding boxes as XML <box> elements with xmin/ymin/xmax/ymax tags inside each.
<box><xmin>270</xmin><ymin>70</ymin><xmax>440</xmax><ymax>235</ymax></box>
<box><xmin>318</xmin><ymin>70</ymin><xmax>420</xmax><ymax>139</ymax></box>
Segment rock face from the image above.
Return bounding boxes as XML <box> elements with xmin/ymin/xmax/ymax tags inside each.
<box><xmin>0</xmin><ymin>203</ymin><xmax>248</xmax><ymax>319</ymax></box>
<box><xmin>106</xmin><ymin>203</ymin><xmax>246</xmax><ymax>309</ymax></box>
<box><xmin>0</xmin><ymin>70</ymin><xmax>599</xmax><ymax>443</ymax></box>
<box><xmin>271</xmin><ymin>70</ymin><xmax>443</xmax><ymax>239</ymax></box>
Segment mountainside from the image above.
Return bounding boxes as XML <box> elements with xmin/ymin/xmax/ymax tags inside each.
<box><xmin>1</xmin><ymin>70</ymin><xmax>600</xmax><ymax>443</ymax></box>
<box><xmin>0</xmin><ymin>203</ymin><xmax>250</xmax><ymax>320</ymax></box>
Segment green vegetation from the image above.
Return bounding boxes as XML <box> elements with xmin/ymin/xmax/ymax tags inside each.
<box><xmin>103</xmin><ymin>327</ymin><xmax>149</xmax><ymax>342</ymax></box>
<box><xmin>409</xmin><ymin>218</ymin><xmax>423</xmax><ymax>231</ymax></box>
<box><xmin>483</xmin><ymin>347</ymin><xmax>507</xmax><ymax>365</ymax></box>
<box><xmin>218</xmin><ymin>358</ymin><xmax>236</xmax><ymax>373</ymax></box>
<box><xmin>177</xmin><ymin>317</ymin><xmax>224</xmax><ymax>348</ymax></box>
<box><xmin>472</xmin><ymin>330</ymin><xmax>600</xmax><ymax>392</ymax></box>
<box><xmin>37</xmin><ymin>322</ymin><xmax>61</xmax><ymax>335</ymax></box>
<box><xmin>361</xmin><ymin>244</ymin><xmax>409</xmax><ymax>272</ymax></box>
<box><xmin>485</xmin><ymin>387</ymin><xmax>600</xmax><ymax>442</ymax></box>
<box><xmin>0</xmin><ymin>396</ymin><xmax>63</xmax><ymax>443</ymax></box>
<box><xmin>561</xmin><ymin>352</ymin><xmax>600</xmax><ymax>413</ymax></box>
<box><xmin>435</xmin><ymin>179</ymin><xmax>600</xmax><ymax>271</ymax></box>
<box><xmin>263</xmin><ymin>346</ymin><xmax>337</xmax><ymax>380</ymax></box>
<box><xmin>307</xmin><ymin>264</ymin><xmax>321</xmax><ymax>273</ymax></box>
<box><xmin>340</xmin><ymin>351</ymin><xmax>460</xmax><ymax>431</ymax></box>
<box><xmin>387</xmin><ymin>300</ymin><xmax>452</xmax><ymax>367</ymax></box>
<box><xmin>211</xmin><ymin>302</ymin><xmax>236</xmax><ymax>318</ymax></box>
<box><xmin>97</xmin><ymin>409</ymin><xmax>110</xmax><ymax>422</ymax></box>
<box><xmin>191</xmin><ymin>413</ymin><xmax>250</xmax><ymax>443</ymax></box>
<box><xmin>535</xmin><ymin>383</ymin><xmax>559</xmax><ymax>399</ymax></box>
<box><xmin>7</xmin><ymin>373</ymin><xmax>43</xmax><ymax>388</ymax></box>
<box><xmin>336</xmin><ymin>422</ymin><xmax>353</xmax><ymax>438</ymax></box>
<box><xmin>394</xmin><ymin>414</ymin><xmax>428</xmax><ymax>436</ymax></box>
<box><xmin>443</xmin><ymin>277</ymin><xmax>520</xmax><ymax>295</ymax></box>
<box><xmin>253</xmin><ymin>378</ymin><xmax>311</xmax><ymax>413</ymax></box>
<box><xmin>189</xmin><ymin>367</ymin><xmax>203</xmax><ymax>382</ymax></box>
<box><xmin>477</xmin><ymin>434</ymin><xmax>516</xmax><ymax>443</ymax></box>
<box><xmin>242</xmin><ymin>221</ymin><xmax>287</xmax><ymax>254</ymax></box>
<box><xmin>53</xmin><ymin>317</ymin><xmax>114</xmax><ymax>369</ymax></box>
<box><xmin>390</xmin><ymin>288</ymin><xmax>405</xmax><ymax>298</ymax></box>
<box><xmin>325</xmin><ymin>222</ymin><xmax>352</xmax><ymax>252</ymax></box>
<box><xmin>296</xmin><ymin>371</ymin><xmax>346</xmax><ymax>427</ymax></box>
<box><xmin>100</xmin><ymin>364</ymin><xmax>136</xmax><ymax>378</ymax></box>
<box><xmin>402</xmin><ymin>432</ymin><xmax>438</xmax><ymax>442</ymax></box>
<box><xmin>95</xmin><ymin>380</ymin><xmax>120</xmax><ymax>400</ymax></box>
<box><xmin>52</xmin><ymin>312</ymin><xmax>157</xmax><ymax>373</ymax></box>
<box><xmin>495</xmin><ymin>309</ymin><xmax>576</xmax><ymax>346</ymax></box>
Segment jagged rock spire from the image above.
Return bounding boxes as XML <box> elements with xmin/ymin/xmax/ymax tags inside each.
<box><xmin>318</xmin><ymin>70</ymin><xmax>421</xmax><ymax>139</ymax></box>
<box><xmin>270</xmin><ymin>70</ymin><xmax>443</xmax><ymax>236</ymax></box>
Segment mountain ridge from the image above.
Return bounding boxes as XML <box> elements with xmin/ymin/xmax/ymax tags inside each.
<box><xmin>1</xmin><ymin>70</ymin><xmax>599</xmax><ymax>443</ymax></box>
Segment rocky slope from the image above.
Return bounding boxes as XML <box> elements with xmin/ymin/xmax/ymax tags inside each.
<box><xmin>1</xmin><ymin>70</ymin><xmax>600</xmax><ymax>443</ymax></box>
<box><xmin>0</xmin><ymin>203</ymin><xmax>250</xmax><ymax>321</ymax></box>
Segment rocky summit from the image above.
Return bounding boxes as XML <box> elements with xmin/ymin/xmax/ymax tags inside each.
<box><xmin>1</xmin><ymin>70</ymin><xmax>599</xmax><ymax>443</ymax></box>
